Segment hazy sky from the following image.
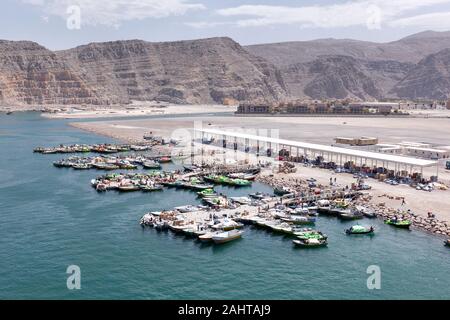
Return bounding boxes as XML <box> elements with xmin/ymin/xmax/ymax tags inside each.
<box><xmin>2</xmin><ymin>0</ymin><xmax>450</xmax><ymax>50</ymax></box>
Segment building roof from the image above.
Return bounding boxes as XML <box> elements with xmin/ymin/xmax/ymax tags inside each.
<box><xmin>196</xmin><ymin>128</ymin><xmax>437</xmax><ymax>167</ymax></box>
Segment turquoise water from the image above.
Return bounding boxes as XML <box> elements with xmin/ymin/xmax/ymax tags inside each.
<box><xmin>0</xmin><ymin>112</ymin><xmax>449</xmax><ymax>300</ymax></box>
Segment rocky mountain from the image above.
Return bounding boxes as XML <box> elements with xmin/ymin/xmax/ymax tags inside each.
<box><xmin>56</xmin><ymin>37</ymin><xmax>287</xmax><ymax>105</ymax></box>
<box><xmin>391</xmin><ymin>48</ymin><xmax>450</xmax><ymax>100</ymax></box>
<box><xmin>245</xmin><ymin>30</ymin><xmax>450</xmax><ymax>101</ymax></box>
<box><xmin>3</xmin><ymin>31</ymin><xmax>450</xmax><ymax>108</ymax></box>
<box><xmin>0</xmin><ymin>40</ymin><xmax>101</xmax><ymax>106</ymax></box>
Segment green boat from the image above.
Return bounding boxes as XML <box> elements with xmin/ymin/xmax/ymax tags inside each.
<box><xmin>294</xmin><ymin>230</ymin><xmax>327</xmax><ymax>240</ymax></box>
<box><xmin>229</xmin><ymin>178</ymin><xmax>251</xmax><ymax>187</ymax></box>
<box><xmin>345</xmin><ymin>225</ymin><xmax>374</xmax><ymax>235</ymax></box>
<box><xmin>384</xmin><ymin>218</ymin><xmax>412</xmax><ymax>229</ymax></box>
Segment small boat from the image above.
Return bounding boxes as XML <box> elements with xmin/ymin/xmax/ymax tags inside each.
<box><xmin>249</xmin><ymin>192</ymin><xmax>268</xmax><ymax>200</ymax></box>
<box><xmin>338</xmin><ymin>210</ymin><xmax>364</xmax><ymax>220</ymax></box>
<box><xmin>293</xmin><ymin>238</ymin><xmax>327</xmax><ymax>248</ymax></box>
<box><xmin>356</xmin><ymin>206</ymin><xmax>377</xmax><ymax>218</ymax></box>
<box><xmin>142</xmin><ymin>160</ymin><xmax>161</xmax><ymax>169</ymax></box>
<box><xmin>174</xmin><ymin>205</ymin><xmax>199</xmax><ymax>213</ymax></box>
<box><xmin>345</xmin><ymin>225</ymin><xmax>374</xmax><ymax>235</ymax></box>
<box><xmin>72</xmin><ymin>163</ymin><xmax>93</xmax><ymax>170</ymax></box>
<box><xmin>229</xmin><ymin>178</ymin><xmax>252</xmax><ymax>186</ymax></box>
<box><xmin>197</xmin><ymin>189</ymin><xmax>217</xmax><ymax>198</ymax></box>
<box><xmin>230</xmin><ymin>196</ymin><xmax>252</xmax><ymax>205</ymax></box>
<box><xmin>93</xmin><ymin>163</ymin><xmax>119</xmax><ymax>170</ymax></box>
<box><xmin>199</xmin><ymin>232</ymin><xmax>215</xmax><ymax>242</ymax></box>
<box><xmin>281</xmin><ymin>215</ymin><xmax>316</xmax><ymax>225</ymax></box>
<box><xmin>384</xmin><ymin>218</ymin><xmax>412</xmax><ymax>229</ymax></box>
<box><xmin>158</xmin><ymin>156</ymin><xmax>171</xmax><ymax>163</ymax></box>
<box><xmin>274</xmin><ymin>186</ymin><xmax>292</xmax><ymax>196</ymax></box>
<box><xmin>140</xmin><ymin>184</ymin><xmax>163</xmax><ymax>192</ymax></box>
<box><xmin>269</xmin><ymin>222</ymin><xmax>293</xmax><ymax>234</ymax></box>
<box><xmin>154</xmin><ymin>221</ymin><xmax>169</xmax><ymax>231</ymax></box>
<box><xmin>212</xmin><ymin>230</ymin><xmax>243</xmax><ymax>244</ymax></box>
<box><xmin>118</xmin><ymin>184</ymin><xmax>140</xmax><ymax>192</ymax></box>
<box><xmin>294</xmin><ymin>229</ymin><xmax>327</xmax><ymax>240</ymax></box>
<box><xmin>188</xmin><ymin>183</ymin><xmax>215</xmax><ymax>191</ymax></box>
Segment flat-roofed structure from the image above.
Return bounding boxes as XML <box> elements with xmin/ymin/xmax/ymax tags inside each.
<box><xmin>194</xmin><ymin>128</ymin><xmax>438</xmax><ymax>177</ymax></box>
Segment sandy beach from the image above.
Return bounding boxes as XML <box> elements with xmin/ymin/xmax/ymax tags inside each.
<box><xmin>42</xmin><ymin>103</ymin><xmax>236</xmax><ymax>119</ymax></box>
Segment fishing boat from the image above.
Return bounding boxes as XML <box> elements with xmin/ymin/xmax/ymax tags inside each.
<box><xmin>174</xmin><ymin>205</ymin><xmax>199</xmax><ymax>213</ymax></box>
<box><xmin>154</xmin><ymin>221</ymin><xmax>169</xmax><ymax>231</ymax></box>
<box><xmin>53</xmin><ymin>160</ymin><xmax>73</xmax><ymax>168</ymax></box>
<box><xmin>212</xmin><ymin>230</ymin><xmax>243</xmax><ymax>244</ymax></box>
<box><xmin>158</xmin><ymin>156</ymin><xmax>171</xmax><ymax>163</ymax></box>
<box><xmin>270</xmin><ymin>222</ymin><xmax>294</xmax><ymax>235</ymax></box>
<box><xmin>384</xmin><ymin>218</ymin><xmax>412</xmax><ymax>229</ymax></box>
<box><xmin>118</xmin><ymin>184</ymin><xmax>140</xmax><ymax>192</ymax></box>
<box><xmin>294</xmin><ymin>229</ymin><xmax>327</xmax><ymax>240</ymax></box>
<box><xmin>140</xmin><ymin>184</ymin><xmax>163</xmax><ymax>192</ymax></box>
<box><xmin>281</xmin><ymin>215</ymin><xmax>316</xmax><ymax>225</ymax></box>
<box><xmin>93</xmin><ymin>163</ymin><xmax>119</xmax><ymax>170</ymax></box>
<box><xmin>293</xmin><ymin>238</ymin><xmax>328</xmax><ymax>248</ymax></box>
<box><xmin>202</xmin><ymin>197</ymin><xmax>228</xmax><ymax>208</ymax></box>
<box><xmin>228</xmin><ymin>172</ymin><xmax>257</xmax><ymax>180</ymax></box>
<box><xmin>199</xmin><ymin>232</ymin><xmax>215</xmax><ymax>242</ymax></box>
<box><xmin>118</xmin><ymin>162</ymin><xmax>138</xmax><ymax>169</ymax></box>
<box><xmin>249</xmin><ymin>192</ymin><xmax>268</xmax><ymax>200</ymax></box>
<box><xmin>345</xmin><ymin>225</ymin><xmax>374</xmax><ymax>235</ymax></box>
<box><xmin>338</xmin><ymin>209</ymin><xmax>364</xmax><ymax>220</ymax></box>
<box><xmin>230</xmin><ymin>196</ymin><xmax>252</xmax><ymax>205</ymax></box>
<box><xmin>188</xmin><ymin>183</ymin><xmax>215</xmax><ymax>191</ymax></box>
<box><xmin>274</xmin><ymin>186</ymin><xmax>292</xmax><ymax>196</ymax></box>
<box><xmin>197</xmin><ymin>189</ymin><xmax>217</xmax><ymax>198</ymax></box>
<box><xmin>229</xmin><ymin>178</ymin><xmax>252</xmax><ymax>187</ymax></box>
<box><xmin>356</xmin><ymin>206</ymin><xmax>377</xmax><ymax>218</ymax></box>
<box><xmin>142</xmin><ymin>160</ymin><xmax>161</xmax><ymax>169</ymax></box>
<box><xmin>72</xmin><ymin>163</ymin><xmax>93</xmax><ymax>170</ymax></box>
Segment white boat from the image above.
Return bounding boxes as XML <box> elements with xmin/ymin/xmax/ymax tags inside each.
<box><xmin>212</xmin><ymin>230</ymin><xmax>243</xmax><ymax>244</ymax></box>
<box><xmin>174</xmin><ymin>205</ymin><xmax>200</xmax><ymax>213</ymax></box>
<box><xmin>199</xmin><ymin>232</ymin><xmax>215</xmax><ymax>242</ymax></box>
<box><xmin>230</xmin><ymin>196</ymin><xmax>252</xmax><ymax>205</ymax></box>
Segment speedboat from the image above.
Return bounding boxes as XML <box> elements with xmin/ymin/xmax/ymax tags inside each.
<box><xmin>212</xmin><ymin>230</ymin><xmax>243</xmax><ymax>244</ymax></box>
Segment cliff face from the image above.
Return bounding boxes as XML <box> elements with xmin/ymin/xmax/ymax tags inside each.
<box><xmin>55</xmin><ymin>37</ymin><xmax>286</xmax><ymax>105</ymax></box>
<box><xmin>3</xmin><ymin>31</ymin><xmax>450</xmax><ymax>109</ymax></box>
<box><xmin>0</xmin><ymin>40</ymin><xmax>100</xmax><ymax>107</ymax></box>
<box><xmin>0</xmin><ymin>37</ymin><xmax>286</xmax><ymax>108</ymax></box>
<box><xmin>246</xmin><ymin>31</ymin><xmax>450</xmax><ymax>101</ymax></box>
<box><xmin>391</xmin><ymin>48</ymin><xmax>450</xmax><ymax>100</ymax></box>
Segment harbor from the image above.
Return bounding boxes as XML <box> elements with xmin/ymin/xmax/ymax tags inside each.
<box><xmin>1</xmin><ymin>112</ymin><xmax>449</xmax><ymax>300</ymax></box>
